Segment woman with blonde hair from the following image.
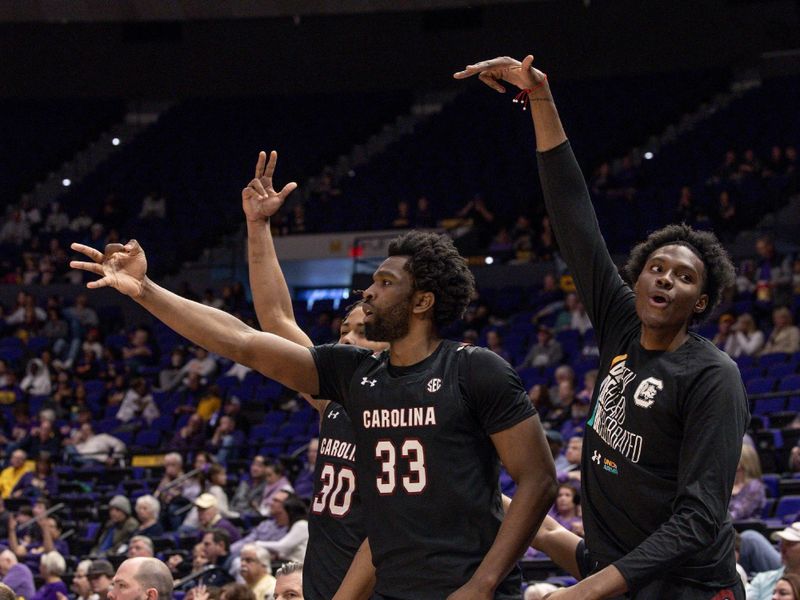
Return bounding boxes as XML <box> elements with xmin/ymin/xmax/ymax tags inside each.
<box><xmin>724</xmin><ymin>313</ymin><xmax>765</xmax><ymax>358</ymax></box>
<box><xmin>760</xmin><ymin>307</ymin><xmax>800</xmax><ymax>356</ymax></box>
<box><xmin>729</xmin><ymin>444</ymin><xmax>766</xmax><ymax>521</ymax></box>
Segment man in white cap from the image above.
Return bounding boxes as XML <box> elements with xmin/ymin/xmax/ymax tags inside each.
<box><xmin>746</xmin><ymin>522</ymin><xmax>800</xmax><ymax>599</ymax></box>
<box><xmin>194</xmin><ymin>493</ymin><xmax>241</xmax><ymax>543</ymax></box>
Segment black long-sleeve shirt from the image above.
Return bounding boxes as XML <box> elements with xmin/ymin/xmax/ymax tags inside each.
<box><xmin>537</xmin><ymin>141</ymin><xmax>748</xmax><ymax>592</ymax></box>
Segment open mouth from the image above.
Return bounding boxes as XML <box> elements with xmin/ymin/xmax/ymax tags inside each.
<box><xmin>649</xmin><ymin>293</ymin><xmax>670</xmax><ymax>307</ymax></box>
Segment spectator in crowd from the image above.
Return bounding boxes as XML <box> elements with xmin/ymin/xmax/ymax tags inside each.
<box><xmin>18</xmin><ymin>419</ymin><xmax>61</xmax><ymax>463</ymax></box>
<box><xmin>229</xmin><ymin>491</ymin><xmax>290</xmax><ymax>562</ymax></box>
<box><xmin>528</xmin><ymin>384</ymin><xmax>551</xmax><ymax>421</ymax></box>
<box><xmin>166</xmin><ymin>414</ymin><xmax>206</xmax><ymax>454</ymax></box>
<box><xmin>485</xmin><ymin>330</ymin><xmax>512</xmax><ymax>363</ymax></box>
<box><xmin>273</xmin><ymin>562</ymin><xmax>303</xmax><ymax>600</ymax></box>
<box><xmin>7</xmin><ymin>511</ymin><xmax>67</xmax><ymax>560</ymax></box>
<box><xmin>389</xmin><ymin>200</ymin><xmax>411</xmax><ymax>229</ymax></box>
<box><xmin>524</xmin><ymin>582</ymin><xmax>559</xmax><ymax>600</ymax></box>
<box><xmin>220</xmin><ymin>583</ymin><xmax>256</xmax><ymax>600</ymax></box>
<box><xmin>517</xmin><ymin>324</ymin><xmax>563</xmax><ymax>369</ymax></box>
<box><xmin>12</xmin><ymin>455</ymin><xmax>57</xmax><ymax>498</ymax></box>
<box><xmin>548</xmin><ymin>365</ymin><xmax>576</xmax><ymax>407</ymax></box>
<box><xmin>230</xmin><ymin>456</ymin><xmax>269</xmax><ymax>518</ymax></box>
<box><xmin>291</xmin><ymin>440</ymin><xmax>317</xmax><ymax>501</ymax></box>
<box><xmin>155</xmin><ymin>452</ymin><xmax>199</xmax><ymax>521</ymax></box>
<box><xmin>729</xmin><ymin>444</ymin><xmax>766</xmax><ymax>521</ymax></box>
<box><xmin>20</xmin><ymin>358</ymin><xmax>52</xmax><ymax>397</ymax></box>
<box><xmin>64</xmin><ymin>294</ymin><xmax>99</xmax><ymax>331</ymax></box>
<box><xmin>455</xmin><ymin>193</ymin><xmax>495</xmax><ymax>254</ymax></box>
<box><xmin>31</xmin><ymin>550</ymin><xmax>67</xmax><ymax>600</ymax></box>
<box><xmin>0</xmin><ymin>210</ymin><xmax>31</xmax><ymax>245</ymax></box>
<box><xmin>557</xmin><ymin>436</ymin><xmax>582</xmax><ymax>484</ymax></box>
<box><xmin>256</xmin><ymin>495</ymin><xmax>308</xmax><ymax>564</ymax></box>
<box><xmin>139</xmin><ymin>192</ymin><xmax>167</xmax><ymax>221</ymax></box>
<box><xmin>157</xmin><ymin>347</ymin><xmax>187</xmax><ymax>391</ymax></box>
<box><xmin>181</xmin><ymin>347</ymin><xmax>218</xmax><ymax>388</ymax></box>
<box><xmin>559</xmin><ymin>393</ymin><xmax>591</xmax><ymax>442</ymax></box>
<box><xmin>773</xmin><ymin>573</ymin><xmax>800</xmax><ymax>600</ymax></box>
<box><xmin>107</xmin><ymin>557</ymin><xmax>174</xmax><ymax>600</ymax></box>
<box><xmin>414</xmin><ymin>195</ymin><xmax>435</xmax><ymax>229</ymax></box>
<box><xmin>260</xmin><ymin>461</ymin><xmax>293</xmax><ymax>516</ymax></box>
<box><xmin>92</xmin><ymin>495</ymin><xmax>139</xmax><ymax>556</ymax></box>
<box><xmin>548</xmin><ymin>482</ymin><xmax>583</xmax><ymax>537</ymax></box>
<box><xmin>116</xmin><ymin>377</ymin><xmax>160</xmax><ymax>425</ymax></box>
<box><xmin>198</xmin><ymin>529</ymin><xmax>235</xmax><ymax>587</ymax></box>
<box><xmin>546</xmin><ymin>430</ymin><xmax>568</xmax><ymax>473</ymax></box>
<box><xmin>71</xmin><ymin>559</ymin><xmax>93</xmax><ymax>600</ymax></box>
<box><xmin>190</xmin><ymin>493</ymin><xmax>241</xmax><ymax>544</ymax></box>
<box><xmin>554</xmin><ymin>292</ymin><xmax>592</xmax><ymax>335</ymax></box>
<box><xmin>754</xmin><ymin>235</ymin><xmax>793</xmax><ymax>310</ymax></box>
<box><xmin>64</xmin><ymin>422</ymin><xmax>126</xmax><ymax>466</ymax></box>
<box><xmin>122</xmin><ymin>327</ymin><xmax>154</xmax><ymax>374</ymax></box>
<box><xmin>543</xmin><ymin>380</ymin><xmax>575</xmax><ymax>432</ymax></box>
<box><xmin>0</xmin><ymin>549</ymin><xmax>35</xmax><ymax>599</ymax></box>
<box><xmin>43</xmin><ymin>202</ymin><xmax>69</xmax><ymax>233</ymax></box>
<box><xmin>712</xmin><ymin>313</ymin><xmax>736</xmax><ymax>351</ymax></box>
<box><xmin>0</xmin><ymin>450</ymin><xmax>33</xmax><ymax>498</ymax></box>
<box><xmin>87</xmin><ymin>559</ymin><xmax>114</xmax><ymax>600</ymax></box>
<box><xmin>239</xmin><ymin>544</ymin><xmax>275</xmax><ymax>600</ymax></box>
<box><xmin>133</xmin><ymin>494</ymin><xmax>164</xmax><ymax>538</ymax></box>
<box><xmin>724</xmin><ymin>313</ymin><xmax>765</xmax><ymax>358</ymax></box>
<box><xmin>208</xmin><ymin>416</ymin><xmax>244</xmax><ymax>465</ymax></box>
<box><xmin>746</xmin><ymin>522</ymin><xmax>800</xmax><ymax>600</ymax></box>
<box><xmin>760</xmin><ymin>306</ymin><xmax>800</xmax><ymax>355</ymax></box>
<box><xmin>127</xmin><ymin>535</ymin><xmax>155</xmax><ymax>558</ymax></box>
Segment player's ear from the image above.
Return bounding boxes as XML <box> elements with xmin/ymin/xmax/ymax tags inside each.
<box><xmin>694</xmin><ymin>293</ymin><xmax>709</xmax><ymax>314</ymax></box>
<box><xmin>412</xmin><ymin>290</ymin><xmax>435</xmax><ymax>315</ymax></box>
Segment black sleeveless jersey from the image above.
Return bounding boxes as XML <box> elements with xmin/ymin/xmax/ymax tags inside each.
<box><xmin>311</xmin><ymin>340</ymin><xmax>535</xmax><ymax>600</ymax></box>
<box><xmin>304</xmin><ymin>401</ymin><xmax>366</xmax><ymax>600</ymax></box>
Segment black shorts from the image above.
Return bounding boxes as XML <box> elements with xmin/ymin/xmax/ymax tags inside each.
<box><xmin>575</xmin><ymin>540</ymin><xmax>745</xmax><ymax>600</ymax></box>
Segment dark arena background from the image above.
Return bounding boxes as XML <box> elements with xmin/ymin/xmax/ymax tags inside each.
<box><xmin>1</xmin><ymin>1</ymin><xmax>800</xmax><ymax>598</ymax></box>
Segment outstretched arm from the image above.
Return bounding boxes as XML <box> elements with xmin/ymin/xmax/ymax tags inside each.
<box><xmin>333</xmin><ymin>538</ymin><xmax>376</xmax><ymax>600</ymax></box>
<box><xmin>70</xmin><ymin>241</ymin><xmax>319</xmax><ymax>395</ymax></box>
<box><xmin>242</xmin><ymin>151</ymin><xmax>328</xmax><ymax>412</ymax></box>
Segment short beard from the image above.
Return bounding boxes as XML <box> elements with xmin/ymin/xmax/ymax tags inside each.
<box><xmin>365</xmin><ymin>296</ymin><xmax>412</xmax><ymax>342</ymax></box>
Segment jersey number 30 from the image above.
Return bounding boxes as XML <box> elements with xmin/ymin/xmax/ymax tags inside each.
<box><xmin>375</xmin><ymin>439</ymin><xmax>427</xmax><ymax>495</ymax></box>
<box><xmin>312</xmin><ymin>464</ymin><xmax>356</xmax><ymax>517</ymax></box>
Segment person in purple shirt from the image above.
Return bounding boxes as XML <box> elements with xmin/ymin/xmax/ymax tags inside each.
<box><xmin>32</xmin><ymin>551</ymin><xmax>68</xmax><ymax>600</ymax></box>
<box><xmin>0</xmin><ymin>549</ymin><xmax>35</xmax><ymax>600</ymax></box>
<box><xmin>729</xmin><ymin>444</ymin><xmax>766</xmax><ymax>521</ymax></box>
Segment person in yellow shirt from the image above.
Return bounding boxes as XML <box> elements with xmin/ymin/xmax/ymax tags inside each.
<box><xmin>0</xmin><ymin>450</ymin><xmax>33</xmax><ymax>498</ymax></box>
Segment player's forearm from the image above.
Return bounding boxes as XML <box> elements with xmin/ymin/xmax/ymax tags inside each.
<box><xmin>527</xmin><ymin>81</ymin><xmax>567</xmax><ymax>152</ymax></box>
<box><xmin>246</xmin><ymin>219</ymin><xmax>311</xmax><ymax>346</ymax></box>
<box><xmin>134</xmin><ymin>277</ymin><xmax>318</xmax><ymax>393</ymax></box>
<box><xmin>471</xmin><ymin>474</ymin><xmax>557</xmax><ymax>591</ymax></box>
<box><xmin>333</xmin><ymin>538</ymin><xmax>376</xmax><ymax>600</ymax></box>
<box><xmin>568</xmin><ymin>565</ymin><xmax>628</xmax><ymax>600</ymax></box>
<box><xmin>530</xmin><ymin>515</ymin><xmax>582</xmax><ymax>579</ymax></box>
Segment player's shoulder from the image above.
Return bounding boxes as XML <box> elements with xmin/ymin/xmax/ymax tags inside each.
<box><xmin>687</xmin><ymin>333</ymin><xmax>740</xmax><ymax>374</ymax></box>
<box><xmin>455</xmin><ymin>342</ymin><xmax>516</xmax><ymax>373</ymax></box>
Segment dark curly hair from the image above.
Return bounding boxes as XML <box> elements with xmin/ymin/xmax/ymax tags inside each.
<box><xmin>624</xmin><ymin>224</ymin><xmax>735</xmax><ymax>324</ymax></box>
<box><xmin>387</xmin><ymin>231</ymin><xmax>476</xmax><ymax>332</ymax></box>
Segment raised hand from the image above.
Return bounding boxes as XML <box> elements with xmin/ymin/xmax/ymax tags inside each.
<box><xmin>70</xmin><ymin>241</ymin><xmax>148</xmax><ymax>298</ymax></box>
<box><xmin>242</xmin><ymin>150</ymin><xmax>298</xmax><ymax>222</ymax></box>
<box><xmin>453</xmin><ymin>54</ymin><xmax>545</xmax><ymax>94</ymax></box>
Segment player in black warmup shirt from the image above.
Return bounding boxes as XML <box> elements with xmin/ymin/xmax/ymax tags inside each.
<box><xmin>456</xmin><ymin>55</ymin><xmax>749</xmax><ymax>599</ymax></box>
<box><xmin>240</xmin><ymin>150</ymin><xmax>385</xmax><ymax>600</ymax></box>
<box><xmin>71</xmin><ymin>178</ymin><xmax>557</xmax><ymax>596</ymax></box>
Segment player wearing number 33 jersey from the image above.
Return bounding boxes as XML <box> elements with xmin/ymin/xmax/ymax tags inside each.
<box><xmin>311</xmin><ymin>339</ymin><xmax>536</xmax><ymax>599</ymax></box>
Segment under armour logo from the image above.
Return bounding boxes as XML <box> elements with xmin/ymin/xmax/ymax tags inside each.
<box><xmin>329</xmin><ymin>411</ymin><xmax>340</xmax><ymax>419</ymax></box>
<box><xmin>426</xmin><ymin>378</ymin><xmax>442</xmax><ymax>393</ymax></box>
<box><xmin>592</xmin><ymin>450</ymin><xmax>602</xmax><ymax>464</ymax></box>
<box><xmin>361</xmin><ymin>377</ymin><xmax>377</xmax><ymax>387</ymax></box>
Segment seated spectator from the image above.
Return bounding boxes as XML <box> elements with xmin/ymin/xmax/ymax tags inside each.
<box><xmin>559</xmin><ymin>394</ymin><xmax>591</xmax><ymax>442</ymax></box>
<box><xmin>121</xmin><ymin>327</ymin><xmax>155</xmax><ymax>374</ymax></box>
<box><xmin>12</xmin><ymin>456</ymin><xmax>57</xmax><ymax>499</ymax></box>
<box><xmin>188</xmin><ymin>492</ymin><xmax>241</xmax><ymax>544</ymax></box>
<box><xmin>239</xmin><ymin>544</ymin><xmax>275</xmax><ymax>600</ymax></box>
<box><xmin>291</xmin><ymin>440</ymin><xmax>317</xmax><ymax>502</ymax></box>
<box><xmin>260</xmin><ymin>461</ymin><xmax>294</xmax><ymax>516</ymax></box>
<box><xmin>724</xmin><ymin>313</ymin><xmax>765</xmax><ymax>358</ymax></box>
<box><xmin>0</xmin><ymin>549</ymin><xmax>35</xmax><ymax>599</ymax></box>
<box><xmin>543</xmin><ymin>380</ymin><xmax>575</xmax><ymax>432</ymax></box>
<box><xmin>63</xmin><ymin>293</ymin><xmax>99</xmax><ymax>332</ymax></box>
<box><xmin>729</xmin><ymin>445</ymin><xmax>766</xmax><ymax>521</ymax></box>
<box><xmin>197</xmin><ymin>529</ymin><xmax>235</xmax><ymax>587</ymax></box>
<box><xmin>87</xmin><ymin>559</ymin><xmax>114</xmax><ymax>600</ymax></box>
<box><xmin>774</xmin><ymin>574</ymin><xmax>800</xmax><ymax>600</ymax></box>
<box><xmin>746</xmin><ymin>522</ymin><xmax>800</xmax><ymax>600</ymax></box>
<box><xmin>157</xmin><ymin>347</ymin><xmax>186</xmax><ymax>391</ymax></box>
<box><xmin>156</xmin><ymin>453</ymin><xmax>198</xmax><ymax>530</ymax></box>
<box><xmin>517</xmin><ymin>325</ymin><xmax>563</xmax><ymax>370</ymax></box>
<box><xmin>8</xmin><ymin>511</ymin><xmax>68</xmax><ymax>560</ymax></box>
<box><xmin>712</xmin><ymin>313</ymin><xmax>735</xmax><ymax>350</ymax></box>
<box><xmin>139</xmin><ymin>191</ymin><xmax>167</xmax><ymax>220</ymax></box>
<box><xmin>414</xmin><ymin>195</ymin><xmax>435</xmax><ymax>229</ymax></box>
<box><xmin>64</xmin><ymin>422</ymin><xmax>126</xmax><ymax>466</ymax></box>
<box><xmin>31</xmin><ymin>551</ymin><xmax>67</xmax><ymax>600</ymax></box>
<box><xmin>181</xmin><ymin>346</ymin><xmax>218</xmax><ymax>388</ymax></box>
<box><xmin>116</xmin><ymin>377</ymin><xmax>160</xmax><ymax>425</ymax></box>
<box><xmin>760</xmin><ymin>306</ymin><xmax>800</xmax><ymax>355</ymax></box>
<box><xmin>557</xmin><ymin>436</ymin><xmax>582</xmax><ymax>484</ymax></box>
<box><xmin>166</xmin><ymin>414</ymin><xmax>206</xmax><ymax>454</ymax></box>
<box><xmin>231</xmin><ymin>456</ymin><xmax>269</xmax><ymax>517</ymax></box>
<box><xmin>18</xmin><ymin>417</ymin><xmax>61</xmax><ymax>462</ymax></box>
<box><xmin>133</xmin><ymin>494</ymin><xmax>164</xmax><ymax>538</ymax></box>
<box><xmin>70</xmin><ymin>559</ymin><xmax>93</xmax><ymax>600</ymax></box>
<box><xmin>91</xmin><ymin>495</ymin><xmax>139</xmax><ymax>556</ymax></box>
<box><xmin>754</xmin><ymin>235</ymin><xmax>793</xmax><ymax>310</ymax></box>
<box><xmin>208</xmin><ymin>416</ymin><xmax>244</xmax><ymax>465</ymax></box>
<box><xmin>229</xmin><ymin>491</ymin><xmax>290</xmax><ymax>561</ymax></box>
<box><xmin>548</xmin><ymin>482</ymin><xmax>583</xmax><ymax>537</ymax></box>
<box><xmin>389</xmin><ymin>200</ymin><xmax>411</xmax><ymax>229</ymax></box>
<box><xmin>127</xmin><ymin>535</ymin><xmax>155</xmax><ymax>558</ymax></box>
<box><xmin>528</xmin><ymin>384</ymin><xmax>552</xmax><ymax>421</ymax></box>
<box><xmin>548</xmin><ymin>365</ymin><xmax>576</xmax><ymax>407</ymax></box>
<box><xmin>254</xmin><ymin>495</ymin><xmax>309</xmax><ymax>563</ymax></box>
<box><xmin>273</xmin><ymin>562</ymin><xmax>303</xmax><ymax>600</ymax></box>
<box><xmin>220</xmin><ymin>583</ymin><xmax>256</xmax><ymax>600</ymax></box>
<box><xmin>19</xmin><ymin>358</ymin><xmax>52</xmax><ymax>397</ymax></box>
<box><xmin>485</xmin><ymin>330</ymin><xmax>511</xmax><ymax>363</ymax></box>
<box><xmin>0</xmin><ymin>450</ymin><xmax>33</xmax><ymax>498</ymax></box>
<box><xmin>554</xmin><ymin>292</ymin><xmax>592</xmax><ymax>335</ymax></box>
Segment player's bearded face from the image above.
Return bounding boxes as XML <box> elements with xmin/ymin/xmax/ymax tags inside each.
<box><xmin>365</xmin><ymin>292</ymin><xmax>413</xmax><ymax>342</ymax></box>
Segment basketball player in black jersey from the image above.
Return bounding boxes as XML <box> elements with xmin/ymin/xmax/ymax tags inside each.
<box><xmin>71</xmin><ymin>198</ymin><xmax>557</xmax><ymax>596</ymax></box>
<box><xmin>242</xmin><ymin>150</ymin><xmax>385</xmax><ymax>600</ymax></box>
